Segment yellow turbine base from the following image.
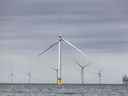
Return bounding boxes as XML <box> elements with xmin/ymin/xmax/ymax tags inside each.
<box><xmin>57</xmin><ymin>78</ymin><xmax>62</xmax><ymax>85</ymax></box>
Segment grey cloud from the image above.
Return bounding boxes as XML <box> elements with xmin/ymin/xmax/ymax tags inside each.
<box><xmin>0</xmin><ymin>0</ymin><xmax>128</xmax><ymax>84</ymax></box>
<box><xmin>1</xmin><ymin>0</ymin><xmax>128</xmax><ymax>16</ymax></box>
<box><xmin>0</xmin><ymin>0</ymin><xmax>128</xmax><ymax>52</ymax></box>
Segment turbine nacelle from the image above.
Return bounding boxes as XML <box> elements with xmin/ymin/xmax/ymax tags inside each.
<box><xmin>58</xmin><ymin>35</ymin><xmax>63</xmax><ymax>39</ymax></box>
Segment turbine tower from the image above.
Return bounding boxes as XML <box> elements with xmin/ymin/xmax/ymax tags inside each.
<box><xmin>50</xmin><ymin>67</ymin><xmax>58</xmax><ymax>84</ymax></box>
<box><xmin>75</xmin><ymin>61</ymin><xmax>91</xmax><ymax>84</ymax></box>
<box><xmin>26</xmin><ymin>70</ymin><xmax>32</xmax><ymax>84</ymax></box>
<box><xmin>37</xmin><ymin>33</ymin><xmax>88</xmax><ymax>85</ymax></box>
<box><xmin>96</xmin><ymin>71</ymin><xmax>102</xmax><ymax>84</ymax></box>
<box><xmin>9</xmin><ymin>71</ymin><xmax>15</xmax><ymax>83</ymax></box>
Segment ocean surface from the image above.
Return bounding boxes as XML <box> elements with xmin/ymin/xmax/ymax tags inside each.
<box><xmin>0</xmin><ymin>84</ymin><xmax>128</xmax><ymax>96</ymax></box>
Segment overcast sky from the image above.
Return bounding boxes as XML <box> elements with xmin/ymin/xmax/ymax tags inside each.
<box><xmin>0</xmin><ymin>0</ymin><xmax>128</xmax><ymax>84</ymax></box>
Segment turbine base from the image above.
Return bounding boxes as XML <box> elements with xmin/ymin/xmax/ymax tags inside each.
<box><xmin>57</xmin><ymin>78</ymin><xmax>62</xmax><ymax>85</ymax></box>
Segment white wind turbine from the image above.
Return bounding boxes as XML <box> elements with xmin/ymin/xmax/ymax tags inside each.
<box><xmin>75</xmin><ymin>61</ymin><xmax>91</xmax><ymax>84</ymax></box>
<box><xmin>9</xmin><ymin>71</ymin><xmax>15</xmax><ymax>84</ymax></box>
<box><xmin>96</xmin><ymin>70</ymin><xmax>103</xmax><ymax>84</ymax></box>
<box><xmin>37</xmin><ymin>32</ymin><xmax>88</xmax><ymax>85</ymax></box>
<box><xmin>26</xmin><ymin>69</ymin><xmax>32</xmax><ymax>84</ymax></box>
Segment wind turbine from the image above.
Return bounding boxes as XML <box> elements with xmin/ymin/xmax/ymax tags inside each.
<box><xmin>96</xmin><ymin>70</ymin><xmax>103</xmax><ymax>84</ymax></box>
<box><xmin>26</xmin><ymin>70</ymin><xmax>32</xmax><ymax>84</ymax></box>
<box><xmin>37</xmin><ymin>32</ymin><xmax>88</xmax><ymax>85</ymax></box>
<box><xmin>9</xmin><ymin>71</ymin><xmax>15</xmax><ymax>84</ymax></box>
<box><xmin>75</xmin><ymin>61</ymin><xmax>91</xmax><ymax>84</ymax></box>
<box><xmin>50</xmin><ymin>67</ymin><xmax>58</xmax><ymax>84</ymax></box>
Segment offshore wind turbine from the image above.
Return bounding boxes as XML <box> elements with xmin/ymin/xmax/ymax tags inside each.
<box><xmin>96</xmin><ymin>70</ymin><xmax>102</xmax><ymax>84</ymax></box>
<box><xmin>26</xmin><ymin>70</ymin><xmax>32</xmax><ymax>84</ymax></box>
<box><xmin>9</xmin><ymin>71</ymin><xmax>15</xmax><ymax>83</ymax></box>
<box><xmin>37</xmin><ymin>32</ymin><xmax>88</xmax><ymax>85</ymax></box>
<box><xmin>50</xmin><ymin>67</ymin><xmax>58</xmax><ymax>84</ymax></box>
<box><xmin>75</xmin><ymin>61</ymin><xmax>91</xmax><ymax>84</ymax></box>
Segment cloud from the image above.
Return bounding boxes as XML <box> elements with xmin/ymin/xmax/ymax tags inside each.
<box><xmin>0</xmin><ymin>0</ymin><xmax>128</xmax><ymax>53</ymax></box>
<box><xmin>0</xmin><ymin>0</ymin><xmax>128</xmax><ymax>83</ymax></box>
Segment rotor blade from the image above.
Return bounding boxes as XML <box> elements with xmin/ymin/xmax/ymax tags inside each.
<box><xmin>75</xmin><ymin>61</ymin><xmax>82</xmax><ymax>68</ymax></box>
<box><xmin>50</xmin><ymin>67</ymin><xmax>58</xmax><ymax>71</ymax></box>
<box><xmin>63</xmin><ymin>38</ymin><xmax>88</xmax><ymax>58</ymax></box>
<box><xmin>83</xmin><ymin>63</ymin><xmax>92</xmax><ymax>68</ymax></box>
<box><xmin>37</xmin><ymin>40</ymin><xmax>60</xmax><ymax>57</ymax></box>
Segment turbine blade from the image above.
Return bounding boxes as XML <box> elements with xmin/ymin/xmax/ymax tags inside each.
<box><xmin>83</xmin><ymin>63</ymin><xmax>91</xmax><ymax>68</ymax></box>
<box><xmin>75</xmin><ymin>61</ymin><xmax>82</xmax><ymax>68</ymax></box>
<box><xmin>63</xmin><ymin>38</ymin><xmax>88</xmax><ymax>58</ymax></box>
<box><xmin>37</xmin><ymin>40</ymin><xmax>60</xmax><ymax>57</ymax></box>
<box><xmin>50</xmin><ymin>67</ymin><xmax>58</xmax><ymax>71</ymax></box>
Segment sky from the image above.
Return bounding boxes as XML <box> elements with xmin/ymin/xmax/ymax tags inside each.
<box><xmin>0</xmin><ymin>0</ymin><xmax>128</xmax><ymax>84</ymax></box>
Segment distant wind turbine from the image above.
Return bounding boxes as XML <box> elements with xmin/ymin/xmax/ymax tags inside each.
<box><xmin>50</xmin><ymin>67</ymin><xmax>58</xmax><ymax>84</ymax></box>
<box><xmin>75</xmin><ymin>61</ymin><xmax>91</xmax><ymax>84</ymax></box>
<box><xmin>9</xmin><ymin>71</ymin><xmax>15</xmax><ymax>83</ymax></box>
<box><xmin>96</xmin><ymin>70</ymin><xmax>103</xmax><ymax>84</ymax></box>
<box><xmin>26</xmin><ymin>70</ymin><xmax>32</xmax><ymax>84</ymax></box>
<box><xmin>37</xmin><ymin>32</ymin><xmax>88</xmax><ymax>85</ymax></box>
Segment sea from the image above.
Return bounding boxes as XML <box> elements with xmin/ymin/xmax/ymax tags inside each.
<box><xmin>0</xmin><ymin>84</ymin><xmax>128</xmax><ymax>96</ymax></box>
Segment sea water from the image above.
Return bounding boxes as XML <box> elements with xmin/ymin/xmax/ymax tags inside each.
<box><xmin>0</xmin><ymin>84</ymin><xmax>128</xmax><ymax>96</ymax></box>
